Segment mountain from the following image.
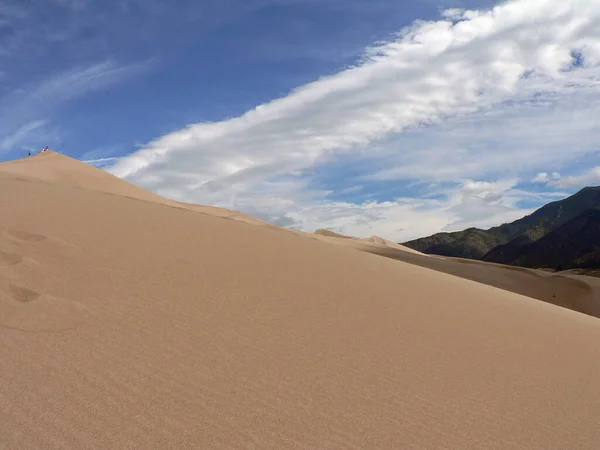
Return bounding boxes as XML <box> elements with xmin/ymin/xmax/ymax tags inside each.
<box><xmin>485</xmin><ymin>207</ymin><xmax>600</xmax><ymax>270</ymax></box>
<box><xmin>401</xmin><ymin>226</ymin><xmax>513</xmax><ymax>259</ymax></box>
<box><xmin>403</xmin><ymin>186</ymin><xmax>600</xmax><ymax>263</ymax></box>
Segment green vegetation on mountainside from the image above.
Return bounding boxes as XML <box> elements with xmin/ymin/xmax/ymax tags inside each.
<box><xmin>402</xmin><ymin>187</ymin><xmax>600</xmax><ymax>271</ymax></box>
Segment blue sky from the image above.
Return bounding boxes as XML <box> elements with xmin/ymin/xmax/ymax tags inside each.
<box><xmin>1</xmin><ymin>0</ymin><xmax>600</xmax><ymax>241</ymax></box>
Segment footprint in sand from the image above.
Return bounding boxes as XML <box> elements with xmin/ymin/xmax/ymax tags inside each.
<box><xmin>3</xmin><ymin>230</ymin><xmax>47</xmax><ymax>243</ymax></box>
<box><xmin>9</xmin><ymin>283</ymin><xmax>41</xmax><ymax>303</ymax></box>
<box><xmin>2</xmin><ymin>228</ymin><xmax>80</xmax><ymax>250</ymax></box>
<box><xmin>0</xmin><ymin>279</ymin><xmax>87</xmax><ymax>333</ymax></box>
<box><xmin>0</xmin><ymin>251</ymin><xmax>22</xmax><ymax>267</ymax></box>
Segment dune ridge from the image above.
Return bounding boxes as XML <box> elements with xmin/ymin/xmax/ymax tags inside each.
<box><xmin>313</xmin><ymin>228</ymin><xmax>425</xmax><ymax>255</ymax></box>
<box><xmin>1</xmin><ymin>152</ymin><xmax>600</xmax><ymax>449</ymax></box>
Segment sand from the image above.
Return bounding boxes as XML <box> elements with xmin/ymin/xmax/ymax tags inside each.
<box><xmin>1</xmin><ymin>151</ymin><xmax>600</xmax><ymax>449</ymax></box>
<box><xmin>321</xmin><ymin>233</ymin><xmax>600</xmax><ymax>319</ymax></box>
<box><xmin>314</xmin><ymin>229</ymin><xmax>426</xmax><ymax>256</ymax></box>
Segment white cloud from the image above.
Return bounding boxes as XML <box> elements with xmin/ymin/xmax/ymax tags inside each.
<box><xmin>442</xmin><ymin>8</ymin><xmax>466</xmax><ymax>20</ymax></box>
<box><xmin>532</xmin><ymin>171</ymin><xmax>561</xmax><ymax>183</ymax></box>
<box><xmin>532</xmin><ymin>172</ymin><xmax>549</xmax><ymax>182</ymax></box>
<box><xmin>83</xmin><ymin>157</ymin><xmax>122</xmax><ymax>168</ymax></box>
<box><xmin>442</xmin><ymin>179</ymin><xmax>529</xmax><ymax>231</ymax></box>
<box><xmin>80</xmin><ymin>146</ymin><xmax>123</xmax><ymax>167</ymax></box>
<box><xmin>106</xmin><ymin>0</ymin><xmax>600</xmax><ymax>240</ymax></box>
<box><xmin>550</xmin><ymin>167</ymin><xmax>600</xmax><ymax>188</ymax></box>
<box><xmin>232</xmin><ymin>176</ymin><xmax>564</xmax><ymax>241</ymax></box>
<box><xmin>365</xmin><ymin>72</ymin><xmax>600</xmax><ymax>183</ymax></box>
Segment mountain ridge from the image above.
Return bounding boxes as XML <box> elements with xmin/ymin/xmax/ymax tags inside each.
<box><xmin>402</xmin><ymin>186</ymin><xmax>600</xmax><ymax>272</ymax></box>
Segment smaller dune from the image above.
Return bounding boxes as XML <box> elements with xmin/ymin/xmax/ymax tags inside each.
<box><xmin>314</xmin><ymin>229</ymin><xmax>353</xmax><ymax>239</ymax></box>
<box><xmin>359</xmin><ymin>245</ymin><xmax>600</xmax><ymax>318</ymax></box>
<box><xmin>360</xmin><ymin>235</ymin><xmax>425</xmax><ymax>255</ymax></box>
<box><xmin>314</xmin><ymin>229</ymin><xmax>425</xmax><ymax>255</ymax></box>
<box><xmin>312</xmin><ymin>229</ymin><xmax>600</xmax><ymax>318</ymax></box>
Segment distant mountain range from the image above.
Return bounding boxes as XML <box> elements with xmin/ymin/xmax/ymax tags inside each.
<box><xmin>402</xmin><ymin>186</ymin><xmax>600</xmax><ymax>272</ymax></box>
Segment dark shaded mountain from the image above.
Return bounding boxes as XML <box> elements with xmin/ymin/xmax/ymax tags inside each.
<box><xmin>401</xmin><ymin>227</ymin><xmax>512</xmax><ymax>260</ymax></box>
<box><xmin>403</xmin><ymin>186</ymin><xmax>600</xmax><ymax>261</ymax></box>
<box><xmin>484</xmin><ymin>207</ymin><xmax>600</xmax><ymax>270</ymax></box>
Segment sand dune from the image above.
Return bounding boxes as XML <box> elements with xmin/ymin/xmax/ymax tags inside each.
<box><xmin>314</xmin><ymin>229</ymin><xmax>425</xmax><ymax>255</ymax></box>
<box><xmin>3</xmin><ymin>151</ymin><xmax>269</xmax><ymax>225</ymax></box>
<box><xmin>1</xmin><ymin>152</ymin><xmax>600</xmax><ymax>449</ymax></box>
<box><xmin>314</xmin><ymin>229</ymin><xmax>354</xmax><ymax>239</ymax></box>
<box><xmin>177</xmin><ymin>202</ymin><xmax>275</xmax><ymax>227</ymax></box>
<box><xmin>1</xmin><ymin>151</ymin><xmax>169</xmax><ymax>204</ymax></box>
<box><xmin>314</xmin><ymin>227</ymin><xmax>600</xmax><ymax>318</ymax></box>
<box><xmin>357</xmin><ymin>244</ymin><xmax>600</xmax><ymax>319</ymax></box>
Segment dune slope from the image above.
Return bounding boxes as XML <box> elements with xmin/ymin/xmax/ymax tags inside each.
<box><xmin>360</xmin><ymin>246</ymin><xmax>600</xmax><ymax>318</ymax></box>
<box><xmin>0</xmin><ymin>151</ymin><xmax>168</xmax><ymax>204</ymax></box>
<box><xmin>313</xmin><ymin>229</ymin><xmax>425</xmax><ymax>255</ymax></box>
<box><xmin>1</xmin><ymin>153</ymin><xmax>600</xmax><ymax>449</ymax></box>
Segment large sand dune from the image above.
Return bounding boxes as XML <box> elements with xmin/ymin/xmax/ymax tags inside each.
<box><xmin>1</xmin><ymin>151</ymin><xmax>600</xmax><ymax>449</ymax></box>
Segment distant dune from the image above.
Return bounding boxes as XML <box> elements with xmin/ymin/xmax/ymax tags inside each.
<box><xmin>359</xmin><ymin>246</ymin><xmax>600</xmax><ymax>319</ymax></box>
<box><xmin>314</xmin><ymin>228</ymin><xmax>353</xmax><ymax>239</ymax></box>
<box><xmin>314</xmin><ymin>226</ymin><xmax>600</xmax><ymax>318</ymax></box>
<box><xmin>314</xmin><ymin>228</ymin><xmax>425</xmax><ymax>255</ymax></box>
<box><xmin>1</xmin><ymin>151</ymin><xmax>600</xmax><ymax>449</ymax></box>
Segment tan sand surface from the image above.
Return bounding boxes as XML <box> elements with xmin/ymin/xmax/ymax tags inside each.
<box><xmin>313</xmin><ymin>229</ymin><xmax>425</xmax><ymax>255</ymax></box>
<box><xmin>314</xmin><ymin>229</ymin><xmax>354</xmax><ymax>239</ymax></box>
<box><xmin>358</xmin><ymin>245</ymin><xmax>600</xmax><ymax>319</ymax></box>
<box><xmin>1</xmin><ymin>152</ymin><xmax>600</xmax><ymax>449</ymax></box>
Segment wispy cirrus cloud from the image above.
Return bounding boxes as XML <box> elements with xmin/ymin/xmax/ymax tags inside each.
<box><xmin>103</xmin><ymin>0</ymin><xmax>600</xmax><ymax>240</ymax></box>
<box><xmin>83</xmin><ymin>157</ymin><xmax>122</xmax><ymax>168</ymax></box>
<box><xmin>22</xmin><ymin>60</ymin><xmax>154</xmax><ymax>107</ymax></box>
<box><xmin>0</xmin><ymin>60</ymin><xmax>154</xmax><ymax>154</ymax></box>
<box><xmin>0</xmin><ymin>120</ymin><xmax>47</xmax><ymax>151</ymax></box>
